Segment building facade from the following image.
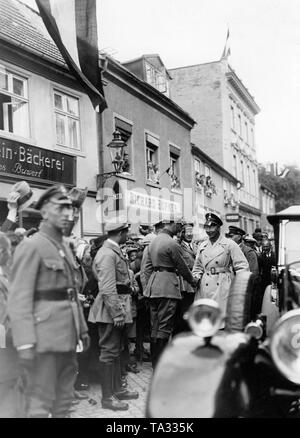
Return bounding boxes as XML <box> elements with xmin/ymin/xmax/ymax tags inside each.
<box><xmin>192</xmin><ymin>144</ymin><xmax>240</xmax><ymax>239</ymax></box>
<box><xmin>98</xmin><ymin>54</ymin><xmax>195</xmax><ymax>233</ymax></box>
<box><xmin>169</xmin><ymin>59</ymin><xmax>261</xmax><ymax>235</ymax></box>
<box><xmin>0</xmin><ymin>1</ymin><xmax>195</xmax><ymax>236</ymax></box>
<box><xmin>259</xmin><ymin>183</ymin><xmax>276</xmax><ymax>238</ymax></box>
<box><xmin>0</xmin><ymin>0</ymin><xmax>101</xmax><ymax>238</ymax></box>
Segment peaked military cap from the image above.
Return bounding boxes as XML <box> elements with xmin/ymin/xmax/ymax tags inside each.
<box><xmin>228</xmin><ymin>225</ymin><xmax>246</xmax><ymax>236</ymax></box>
<box><xmin>182</xmin><ymin>221</ymin><xmax>194</xmax><ymax>228</ymax></box>
<box><xmin>204</xmin><ymin>212</ymin><xmax>223</xmax><ymax>227</ymax></box>
<box><xmin>35</xmin><ymin>185</ymin><xmax>72</xmax><ymax>210</ymax></box>
<box><xmin>105</xmin><ymin>221</ymin><xmax>129</xmax><ymax>234</ymax></box>
<box><xmin>243</xmin><ymin>234</ymin><xmax>257</xmax><ymax>243</ymax></box>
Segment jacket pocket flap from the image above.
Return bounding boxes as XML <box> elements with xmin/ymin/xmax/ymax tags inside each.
<box><xmin>34</xmin><ymin>307</ymin><xmax>52</xmax><ymax>323</ymax></box>
<box><xmin>43</xmin><ymin>259</ymin><xmax>65</xmax><ymax>271</ymax></box>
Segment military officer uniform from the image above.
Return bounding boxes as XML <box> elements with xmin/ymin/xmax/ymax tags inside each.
<box><xmin>7</xmin><ymin>186</ymin><xmax>88</xmax><ymax>418</ymax></box>
<box><xmin>88</xmin><ymin>221</ymin><xmax>138</xmax><ymax>411</ymax></box>
<box><xmin>227</xmin><ymin>226</ymin><xmax>259</xmax><ymax>276</ymax></box>
<box><xmin>141</xmin><ymin>220</ymin><xmax>195</xmax><ymax>367</ymax></box>
<box><xmin>0</xmin><ymin>235</ymin><xmax>19</xmax><ymax>418</ymax></box>
<box><xmin>193</xmin><ymin>214</ymin><xmax>249</xmax><ymax>320</ymax></box>
<box><xmin>174</xmin><ymin>222</ymin><xmax>197</xmax><ymax>335</ymax></box>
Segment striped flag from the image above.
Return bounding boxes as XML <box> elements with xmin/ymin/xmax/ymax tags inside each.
<box><xmin>36</xmin><ymin>0</ymin><xmax>107</xmax><ymax>112</ymax></box>
<box><xmin>221</xmin><ymin>28</ymin><xmax>231</xmax><ymax>60</ymax></box>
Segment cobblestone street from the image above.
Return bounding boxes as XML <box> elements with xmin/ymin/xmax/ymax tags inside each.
<box><xmin>71</xmin><ymin>362</ymin><xmax>152</xmax><ymax>418</ymax></box>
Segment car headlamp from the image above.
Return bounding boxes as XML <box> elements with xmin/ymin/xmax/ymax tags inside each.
<box><xmin>270</xmin><ymin>309</ymin><xmax>300</xmax><ymax>384</ymax></box>
<box><xmin>184</xmin><ymin>298</ymin><xmax>223</xmax><ymax>338</ymax></box>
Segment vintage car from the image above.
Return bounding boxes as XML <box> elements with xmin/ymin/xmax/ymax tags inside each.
<box><xmin>146</xmin><ymin>206</ymin><xmax>300</xmax><ymax>418</ymax></box>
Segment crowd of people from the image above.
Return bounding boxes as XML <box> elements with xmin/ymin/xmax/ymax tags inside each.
<box><xmin>0</xmin><ymin>181</ymin><xmax>276</xmax><ymax>417</ymax></box>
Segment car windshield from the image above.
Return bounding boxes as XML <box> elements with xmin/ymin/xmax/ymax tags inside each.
<box><xmin>284</xmin><ymin>221</ymin><xmax>300</xmax><ymax>264</ymax></box>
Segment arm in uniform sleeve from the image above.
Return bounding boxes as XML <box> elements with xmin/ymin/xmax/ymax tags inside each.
<box><xmin>1</xmin><ymin>218</ymin><xmax>17</xmax><ymax>232</ymax></box>
<box><xmin>7</xmin><ymin>242</ymin><xmax>40</xmax><ymax>348</ymax></box>
<box><xmin>94</xmin><ymin>253</ymin><xmax>125</xmax><ymax>319</ymax></box>
<box><xmin>170</xmin><ymin>243</ymin><xmax>194</xmax><ymax>285</ymax></box>
<box><xmin>140</xmin><ymin>247</ymin><xmax>153</xmax><ymax>291</ymax></box>
<box><xmin>247</xmin><ymin>250</ymin><xmax>259</xmax><ymax>276</ymax></box>
<box><xmin>229</xmin><ymin>240</ymin><xmax>249</xmax><ymax>273</ymax></box>
<box><xmin>192</xmin><ymin>246</ymin><xmax>204</xmax><ymax>280</ymax></box>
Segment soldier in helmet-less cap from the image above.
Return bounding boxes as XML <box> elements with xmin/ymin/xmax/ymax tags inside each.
<box><xmin>7</xmin><ymin>185</ymin><xmax>90</xmax><ymax>418</ymax></box>
<box><xmin>140</xmin><ymin>218</ymin><xmax>197</xmax><ymax>368</ymax></box>
<box><xmin>227</xmin><ymin>226</ymin><xmax>259</xmax><ymax>277</ymax></box>
<box><xmin>88</xmin><ymin>219</ymin><xmax>139</xmax><ymax>411</ymax></box>
<box><xmin>192</xmin><ymin>213</ymin><xmax>249</xmax><ymax>326</ymax></box>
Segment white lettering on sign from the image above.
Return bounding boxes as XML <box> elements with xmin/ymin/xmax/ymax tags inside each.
<box><xmin>126</xmin><ymin>190</ymin><xmax>181</xmax><ymax>215</ymax></box>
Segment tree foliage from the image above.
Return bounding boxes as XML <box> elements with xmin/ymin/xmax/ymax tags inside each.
<box><xmin>259</xmin><ymin>165</ymin><xmax>300</xmax><ymax>212</ymax></box>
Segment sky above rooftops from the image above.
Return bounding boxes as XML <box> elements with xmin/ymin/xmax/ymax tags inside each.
<box><xmin>21</xmin><ymin>0</ymin><xmax>300</xmax><ymax>168</ymax></box>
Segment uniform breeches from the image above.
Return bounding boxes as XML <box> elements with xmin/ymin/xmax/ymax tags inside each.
<box><xmin>98</xmin><ymin>323</ymin><xmax>126</xmax><ymax>364</ymax></box>
<box><xmin>25</xmin><ymin>352</ymin><xmax>78</xmax><ymax>418</ymax></box>
<box><xmin>149</xmin><ymin>298</ymin><xmax>178</xmax><ymax>340</ymax></box>
<box><xmin>173</xmin><ymin>292</ymin><xmax>195</xmax><ymax>336</ymax></box>
<box><xmin>0</xmin><ymin>379</ymin><xmax>21</xmax><ymax>418</ymax></box>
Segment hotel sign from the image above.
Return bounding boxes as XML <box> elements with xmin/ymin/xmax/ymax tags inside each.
<box><xmin>0</xmin><ymin>137</ymin><xmax>76</xmax><ymax>186</ymax></box>
<box><xmin>126</xmin><ymin>190</ymin><xmax>181</xmax><ymax>216</ymax></box>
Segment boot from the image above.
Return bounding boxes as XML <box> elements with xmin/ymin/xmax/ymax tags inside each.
<box><xmin>113</xmin><ymin>358</ymin><xmax>139</xmax><ymax>400</ymax></box>
<box><xmin>99</xmin><ymin>362</ymin><xmax>128</xmax><ymax>411</ymax></box>
<box><xmin>150</xmin><ymin>338</ymin><xmax>157</xmax><ymax>368</ymax></box>
<box><xmin>152</xmin><ymin>338</ymin><xmax>168</xmax><ymax>369</ymax></box>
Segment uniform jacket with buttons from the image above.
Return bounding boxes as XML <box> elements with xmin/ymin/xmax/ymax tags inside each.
<box><xmin>142</xmin><ymin>230</ymin><xmax>194</xmax><ymax>299</ymax></box>
<box><xmin>88</xmin><ymin>239</ymin><xmax>133</xmax><ymax>324</ymax></box>
<box><xmin>192</xmin><ymin>235</ymin><xmax>249</xmax><ymax>316</ymax></box>
<box><xmin>7</xmin><ymin>223</ymin><xmax>88</xmax><ymax>353</ymax></box>
<box><xmin>0</xmin><ymin>272</ymin><xmax>18</xmax><ymax>383</ymax></box>
<box><xmin>179</xmin><ymin>240</ymin><xmax>197</xmax><ymax>294</ymax></box>
<box><xmin>240</xmin><ymin>242</ymin><xmax>259</xmax><ymax>277</ymax></box>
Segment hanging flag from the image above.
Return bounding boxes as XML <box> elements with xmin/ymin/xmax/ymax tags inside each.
<box><xmin>221</xmin><ymin>28</ymin><xmax>231</xmax><ymax>60</ymax></box>
<box><xmin>36</xmin><ymin>0</ymin><xmax>107</xmax><ymax>112</ymax></box>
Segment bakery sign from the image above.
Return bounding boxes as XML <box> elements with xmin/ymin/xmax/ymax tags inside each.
<box><xmin>0</xmin><ymin>137</ymin><xmax>76</xmax><ymax>186</ymax></box>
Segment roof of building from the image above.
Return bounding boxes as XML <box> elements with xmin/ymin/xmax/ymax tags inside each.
<box><xmin>123</xmin><ymin>54</ymin><xmax>172</xmax><ymax>79</ymax></box>
<box><xmin>0</xmin><ymin>0</ymin><xmax>195</xmax><ymax>128</ymax></box>
<box><xmin>0</xmin><ymin>0</ymin><xmax>67</xmax><ymax>67</ymax></box>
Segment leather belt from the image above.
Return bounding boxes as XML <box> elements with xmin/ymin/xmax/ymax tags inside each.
<box><xmin>154</xmin><ymin>266</ymin><xmax>177</xmax><ymax>273</ymax></box>
<box><xmin>206</xmin><ymin>267</ymin><xmax>230</xmax><ymax>275</ymax></box>
<box><xmin>35</xmin><ymin>287</ymin><xmax>76</xmax><ymax>301</ymax></box>
<box><xmin>116</xmin><ymin>284</ymin><xmax>132</xmax><ymax>295</ymax></box>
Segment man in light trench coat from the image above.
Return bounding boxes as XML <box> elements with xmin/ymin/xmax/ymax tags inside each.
<box><xmin>192</xmin><ymin>213</ymin><xmax>249</xmax><ymax>324</ymax></box>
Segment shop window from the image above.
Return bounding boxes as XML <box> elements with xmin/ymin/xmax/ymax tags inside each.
<box><xmin>0</xmin><ymin>66</ymin><xmax>29</xmax><ymax>138</ymax></box>
<box><xmin>146</xmin><ymin>133</ymin><xmax>159</xmax><ymax>184</ymax></box>
<box><xmin>54</xmin><ymin>90</ymin><xmax>80</xmax><ymax>151</ymax></box>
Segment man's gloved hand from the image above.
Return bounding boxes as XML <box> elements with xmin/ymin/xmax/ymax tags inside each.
<box><xmin>113</xmin><ymin>315</ymin><xmax>125</xmax><ymax>328</ymax></box>
<box><xmin>193</xmin><ymin>275</ymin><xmax>201</xmax><ymax>287</ymax></box>
<box><xmin>81</xmin><ymin>333</ymin><xmax>91</xmax><ymax>352</ymax></box>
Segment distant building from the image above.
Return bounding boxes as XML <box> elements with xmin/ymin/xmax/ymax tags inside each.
<box><xmin>260</xmin><ymin>184</ymin><xmax>276</xmax><ymax>237</ymax></box>
<box><xmin>169</xmin><ymin>58</ymin><xmax>261</xmax><ymax>234</ymax></box>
